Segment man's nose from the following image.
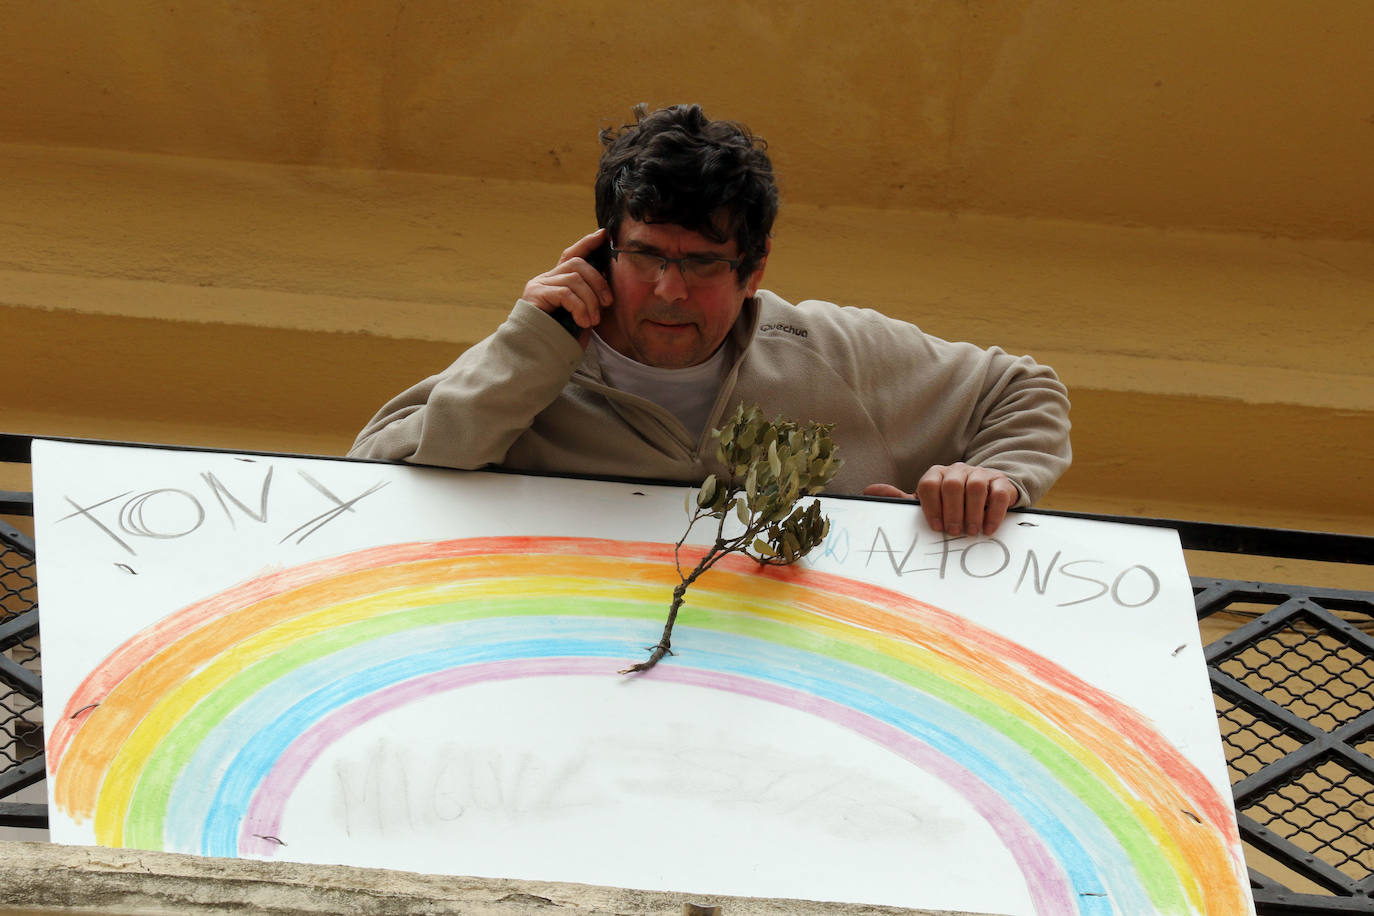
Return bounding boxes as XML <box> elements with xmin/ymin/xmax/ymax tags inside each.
<box><xmin>653</xmin><ymin>261</ymin><xmax>690</xmax><ymax>301</ymax></box>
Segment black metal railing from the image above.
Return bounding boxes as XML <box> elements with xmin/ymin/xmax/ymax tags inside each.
<box><xmin>1198</xmin><ymin>579</ymin><xmax>1374</xmax><ymax>912</ymax></box>
<box><xmin>0</xmin><ymin>497</ymin><xmax>43</xmax><ymax>830</ymax></box>
<box><xmin>2</xmin><ymin>433</ymin><xmax>1371</xmax><ymax>913</ymax></box>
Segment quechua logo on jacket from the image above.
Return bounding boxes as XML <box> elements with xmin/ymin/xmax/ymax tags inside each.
<box><xmin>759</xmin><ymin>323</ymin><xmax>808</xmax><ymax>338</ymax></box>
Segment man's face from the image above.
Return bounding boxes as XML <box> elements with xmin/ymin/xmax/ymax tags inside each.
<box><xmin>598</xmin><ymin>216</ymin><xmax>765</xmax><ymax>369</ymax></box>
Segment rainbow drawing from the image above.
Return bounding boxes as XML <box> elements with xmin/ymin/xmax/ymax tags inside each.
<box><xmin>47</xmin><ymin>536</ymin><xmax>1249</xmax><ymax>915</ymax></box>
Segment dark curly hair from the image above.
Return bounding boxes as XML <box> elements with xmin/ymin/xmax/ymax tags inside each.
<box><xmin>594</xmin><ymin>104</ymin><xmax>778</xmax><ymax>280</ymax></box>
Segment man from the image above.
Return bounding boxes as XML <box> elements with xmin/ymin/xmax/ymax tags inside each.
<box><xmin>350</xmin><ymin>104</ymin><xmax>1071</xmax><ymax>537</ymax></box>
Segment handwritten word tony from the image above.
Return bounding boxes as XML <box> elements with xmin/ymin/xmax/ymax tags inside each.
<box><xmin>59</xmin><ymin>462</ymin><xmax>388</xmax><ymax>556</ymax></box>
<box><xmin>861</xmin><ymin>527</ymin><xmax>1161</xmax><ymax>608</ymax></box>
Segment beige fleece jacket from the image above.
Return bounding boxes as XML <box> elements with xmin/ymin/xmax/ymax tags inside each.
<box><xmin>349</xmin><ymin>291</ymin><xmax>1072</xmax><ymax>505</ymax></box>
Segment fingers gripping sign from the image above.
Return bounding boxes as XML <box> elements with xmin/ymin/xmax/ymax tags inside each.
<box><xmin>863</xmin><ymin>462</ymin><xmax>1019</xmax><ymax>537</ymax></box>
<box><xmin>522</xmin><ymin>228</ymin><xmax>614</xmax><ymax>341</ymax></box>
<box><xmin>918</xmin><ymin>462</ymin><xmax>1019</xmax><ymax>537</ymax></box>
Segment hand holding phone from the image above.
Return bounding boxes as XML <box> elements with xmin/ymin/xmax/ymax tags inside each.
<box><xmin>522</xmin><ymin>228</ymin><xmax>613</xmax><ymax>340</ymax></box>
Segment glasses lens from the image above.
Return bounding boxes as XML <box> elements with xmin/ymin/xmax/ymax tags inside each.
<box><xmin>681</xmin><ymin>257</ymin><xmax>733</xmax><ymax>281</ymax></box>
<box><xmin>614</xmin><ymin>250</ymin><xmax>737</xmax><ymax>285</ymax></box>
<box><xmin>620</xmin><ymin>251</ymin><xmax>665</xmax><ymax>282</ymax></box>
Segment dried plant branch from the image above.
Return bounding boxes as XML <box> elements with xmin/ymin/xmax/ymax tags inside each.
<box><xmin>621</xmin><ymin>404</ymin><xmax>842</xmax><ymax>675</ymax></box>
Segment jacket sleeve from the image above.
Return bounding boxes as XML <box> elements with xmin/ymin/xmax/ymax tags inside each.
<box><xmin>954</xmin><ymin>346</ymin><xmax>1072</xmax><ymax>506</ymax></box>
<box><xmin>348</xmin><ymin>300</ymin><xmax>585</xmax><ymax>468</ymax></box>
<box><xmin>798</xmin><ymin>301</ymin><xmax>1071</xmax><ymax>506</ymax></box>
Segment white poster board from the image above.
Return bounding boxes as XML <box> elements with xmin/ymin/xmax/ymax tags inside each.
<box><xmin>33</xmin><ymin>441</ymin><xmax>1253</xmax><ymax>915</ymax></box>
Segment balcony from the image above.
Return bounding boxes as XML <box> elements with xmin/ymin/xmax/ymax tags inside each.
<box><xmin>3</xmin><ymin>434</ymin><xmax>1371</xmax><ymax>914</ymax></box>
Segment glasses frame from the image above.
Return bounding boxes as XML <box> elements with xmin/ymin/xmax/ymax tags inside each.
<box><xmin>607</xmin><ymin>243</ymin><xmax>743</xmax><ymax>285</ymax></box>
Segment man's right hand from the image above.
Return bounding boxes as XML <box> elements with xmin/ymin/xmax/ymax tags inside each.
<box><xmin>522</xmin><ymin>228</ymin><xmax>614</xmax><ymax>340</ymax></box>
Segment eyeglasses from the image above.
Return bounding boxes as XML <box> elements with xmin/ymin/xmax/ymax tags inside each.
<box><xmin>609</xmin><ymin>244</ymin><xmax>742</xmax><ymax>286</ymax></box>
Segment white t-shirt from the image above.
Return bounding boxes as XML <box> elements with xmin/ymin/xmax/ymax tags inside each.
<box><xmin>589</xmin><ymin>333</ymin><xmax>731</xmax><ymax>440</ymax></box>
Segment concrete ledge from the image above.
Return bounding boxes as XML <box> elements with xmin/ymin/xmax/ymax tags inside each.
<box><xmin>6</xmin><ymin>300</ymin><xmax>1372</xmax><ymax>526</ymax></box>
<box><xmin>0</xmin><ymin>841</ymin><xmax>991</xmax><ymax>916</ymax></box>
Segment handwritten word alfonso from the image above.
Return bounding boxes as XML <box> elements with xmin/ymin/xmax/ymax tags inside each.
<box><xmin>861</xmin><ymin>527</ymin><xmax>1161</xmax><ymax>609</ymax></box>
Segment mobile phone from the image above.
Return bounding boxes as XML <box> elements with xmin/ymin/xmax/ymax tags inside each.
<box><xmin>584</xmin><ymin>237</ymin><xmax>611</xmax><ymax>276</ymax></box>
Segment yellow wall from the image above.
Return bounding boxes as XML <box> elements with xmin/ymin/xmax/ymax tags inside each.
<box><xmin>3</xmin><ymin>2</ymin><xmax>1371</xmax><ymax>588</ymax></box>
<box><xmin>5</xmin><ymin>1</ymin><xmax>1372</xmax><ymax>239</ymax></box>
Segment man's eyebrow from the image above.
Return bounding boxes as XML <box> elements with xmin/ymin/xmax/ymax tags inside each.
<box><xmin>621</xmin><ymin>241</ymin><xmax>732</xmax><ymax>259</ymax></box>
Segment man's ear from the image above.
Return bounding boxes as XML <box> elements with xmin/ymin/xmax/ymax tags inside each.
<box><xmin>744</xmin><ymin>237</ymin><xmax>771</xmax><ymax>298</ymax></box>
